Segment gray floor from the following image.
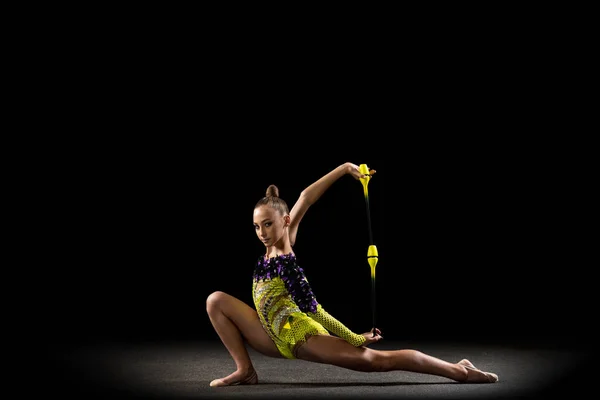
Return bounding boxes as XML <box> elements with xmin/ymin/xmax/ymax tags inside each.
<box><xmin>46</xmin><ymin>339</ymin><xmax>591</xmax><ymax>399</ymax></box>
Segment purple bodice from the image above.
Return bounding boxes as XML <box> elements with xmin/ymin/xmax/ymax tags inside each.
<box><xmin>253</xmin><ymin>253</ymin><xmax>319</xmax><ymax>314</ymax></box>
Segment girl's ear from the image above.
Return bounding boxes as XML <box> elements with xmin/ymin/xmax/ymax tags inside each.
<box><xmin>284</xmin><ymin>215</ymin><xmax>291</xmax><ymax>227</ymax></box>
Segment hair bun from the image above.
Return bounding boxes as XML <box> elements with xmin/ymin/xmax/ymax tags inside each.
<box><xmin>266</xmin><ymin>184</ymin><xmax>279</xmax><ymax>198</ymax></box>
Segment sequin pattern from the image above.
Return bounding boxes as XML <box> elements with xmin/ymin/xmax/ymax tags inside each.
<box><xmin>253</xmin><ymin>253</ymin><xmax>318</xmax><ymax>313</ymax></box>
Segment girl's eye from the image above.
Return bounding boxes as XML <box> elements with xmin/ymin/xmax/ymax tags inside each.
<box><xmin>265</xmin><ymin>223</ymin><xmax>272</xmax><ymax>227</ymax></box>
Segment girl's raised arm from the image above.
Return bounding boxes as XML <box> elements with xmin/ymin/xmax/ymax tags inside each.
<box><xmin>288</xmin><ymin>162</ymin><xmax>375</xmax><ymax>246</ymax></box>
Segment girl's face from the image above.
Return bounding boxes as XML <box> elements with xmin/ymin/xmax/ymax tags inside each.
<box><xmin>253</xmin><ymin>206</ymin><xmax>287</xmax><ymax>247</ymax></box>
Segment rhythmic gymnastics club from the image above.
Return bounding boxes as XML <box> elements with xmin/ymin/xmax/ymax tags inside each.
<box><xmin>359</xmin><ymin>164</ymin><xmax>378</xmax><ymax>337</ymax></box>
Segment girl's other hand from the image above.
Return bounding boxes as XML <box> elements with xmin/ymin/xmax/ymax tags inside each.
<box><xmin>361</xmin><ymin>327</ymin><xmax>383</xmax><ymax>346</ymax></box>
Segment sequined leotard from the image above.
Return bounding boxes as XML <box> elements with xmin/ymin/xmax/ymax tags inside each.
<box><xmin>252</xmin><ymin>252</ymin><xmax>366</xmax><ymax>359</ymax></box>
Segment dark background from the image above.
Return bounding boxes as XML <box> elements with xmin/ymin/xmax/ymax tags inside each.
<box><xmin>38</xmin><ymin>142</ymin><xmax>593</xmax><ymax>351</ymax></box>
<box><xmin>22</xmin><ymin>16</ymin><xmax>596</xmax><ymax>400</ymax></box>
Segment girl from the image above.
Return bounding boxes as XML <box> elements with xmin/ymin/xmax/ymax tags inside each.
<box><xmin>206</xmin><ymin>162</ymin><xmax>498</xmax><ymax>386</ymax></box>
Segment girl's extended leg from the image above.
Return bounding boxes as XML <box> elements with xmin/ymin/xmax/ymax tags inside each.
<box><xmin>296</xmin><ymin>335</ymin><xmax>498</xmax><ymax>383</ymax></box>
<box><xmin>206</xmin><ymin>291</ymin><xmax>283</xmax><ymax>386</ymax></box>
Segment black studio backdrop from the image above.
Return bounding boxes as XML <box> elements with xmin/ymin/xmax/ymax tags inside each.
<box><xmin>43</xmin><ymin>147</ymin><xmax>592</xmax><ymax>350</ymax></box>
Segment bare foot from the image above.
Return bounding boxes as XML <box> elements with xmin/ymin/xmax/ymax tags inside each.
<box><xmin>458</xmin><ymin>359</ymin><xmax>498</xmax><ymax>383</ymax></box>
<box><xmin>210</xmin><ymin>368</ymin><xmax>258</xmax><ymax>387</ymax></box>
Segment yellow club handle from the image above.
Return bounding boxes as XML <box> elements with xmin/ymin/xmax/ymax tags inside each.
<box><xmin>359</xmin><ymin>164</ymin><xmax>371</xmax><ymax>197</ymax></box>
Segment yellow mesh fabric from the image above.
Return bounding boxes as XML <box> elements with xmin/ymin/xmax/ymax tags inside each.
<box><xmin>253</xmin><ymin>278</ymin><xmax>327</xmax><ymax>359</ymax></box>
<box><xmin>308</xmin><ymin>304</ymin><xmax>366</xmax><ymax>347</ymax></box>
<box><xmin>281</xmin><ymin>312</ymin><xmax>328</xmax><ymax>358</ymax></box>
<box><xmin>253</xmin><ymin>277</ymin><xmax>365</xmax><ymax>359</ymax></box>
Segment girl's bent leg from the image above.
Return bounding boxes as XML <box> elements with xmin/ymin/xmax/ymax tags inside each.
<box><xmin>296</xmin><ymin>335</ymin><xmax>498</xmax><ymax>383</ymax></box>
<box><xmin>206</xmin><ymin>291</ymin><xmax>283</xmax><ymax>386</ymax></box>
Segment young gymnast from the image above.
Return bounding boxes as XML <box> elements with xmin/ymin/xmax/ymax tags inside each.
<box><xmin>206</xmin><ymin>162</ymin><xmax>498</xmax><ymax>386</ymax></box>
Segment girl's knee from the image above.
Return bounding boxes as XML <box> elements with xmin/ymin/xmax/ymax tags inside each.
<box><xmin>362</xmin><ymin>350</ymin><xmax>389</xmax><ymax>372</ymax></box>
<box><xmin>407</xmin><ymin>349</ymin><xmax>426</xmax><ymax>365</ymax></box>
<box><xmin>206</xmin><ymin>290</ymin><xmax>227</xmax><ymax>311</ymax></box>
